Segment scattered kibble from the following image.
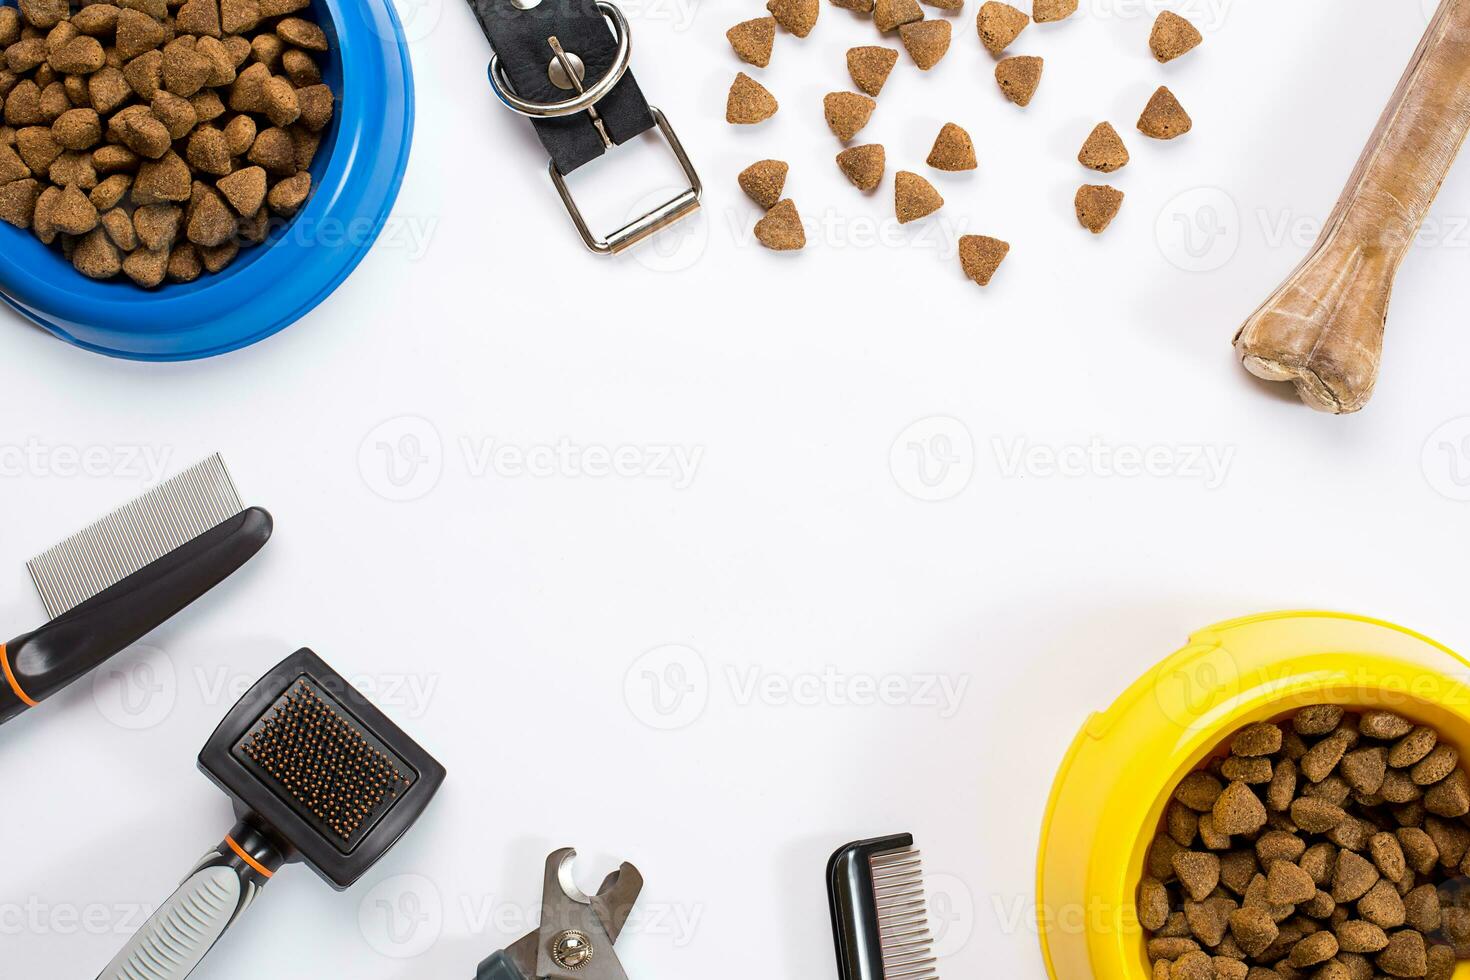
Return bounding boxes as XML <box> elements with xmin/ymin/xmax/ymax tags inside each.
<box><xmin>977</xmin><ymin>1</ymin><xmax>1029</xmax><ymax>56</ymax></box>
<box><xmin>846</xmin><ymin>46</ymin><xmax>899</xmax><ymax>97</ymax></box>
<box><xmin>738</xmin><ymin>159</ymin><xmax>788</xmax><ymax>209</ymax></box>
<box><xmin>874</xmin><ymin>0</ymin><xmax>923</xmax><ymax>33</ymax></box>
<box><xmin>1078</xmin><ymin>122</ymin><xmax>1129</xmax><ymax>172</ymax></box>
<box><xmin>1142</xmin><ymin>706</ymin><xmax>1470</xmax><ymax>979</ymax></box>
<box><xmin>836</xmin><ymin>143</ymin><xmax>885</xmax><ymax>190</ymax></box>
<box><xmin>823</xmin><ymin>91</ymin><xmax>876</xmax><ymax>141</ymax></box>
<box><xmin>1075</xmin><ymin>184</ymin><xmax>1123</xmax><ymax>233</ymax></box>
<box><xmin>894</xmin><ymin>169</ymin><xmax>943</xmax><ymax>223</ymax></box>
<box><xmin>1032</xmin><ymin>0</ymin><xmax>1076</xmax><ymax>22</ymax></box>
<box><xmin>727</xmin><ymin>73</ymin><xmax>779</xmax><ymax>124</ymax></box>
<box><xmin>0</xmin><ymin>0</ymin><xmax>332</xmax><ymax>284</ymax></box>
<box><xmin>900</xmin><ymin>20</ymin><xmax>951</xmax><ymax>69</ymax></box>
<box><xmin>994</xmin><ymin>55</ymin><xmax>1043</xmax><ymax>106</ymax></box>
<box><xmin>926</xmin><ymin>122</ymin><xmax>976</xmax><ymax>172</ymax></box>
<box><xmin>754</xmin><ymin>198</ymin><xmax>805</xmax><ymax>250</ymax></box>
<box><xmin>958</xmin><ymin>235</ymin><xmax>1008</xmax><ymax>286</ymax></box>
<box><xmin>1138</xmin><ymin>85</ymin><xmax>1192</xmax><ymax>140</ymax></box>
<box><xmin>727</xmin><ymin>17</ymin><xmax>776</xmax><ymax>68</ymax></box>
<box><xmin>767</xmin><ymin>0</ymin><xmax>818</xmax><ymax>37</ymax></box>
<box><xmin>1150</xmin><ymin>11</ymin><xmax>1202</xmax><ymax>63</ymax></box>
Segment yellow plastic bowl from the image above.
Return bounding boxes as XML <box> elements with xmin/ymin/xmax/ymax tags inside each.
<box><xmin>1037</xmin><ymin>611</ymin><xmax>1470</xmax><ymax>980</ymax></box>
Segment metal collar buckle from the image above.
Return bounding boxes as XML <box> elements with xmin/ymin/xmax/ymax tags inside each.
<box><xmin>488</xmin><ymin>1</ymin><xmax>702</xmax><ymax>255</ymax></box>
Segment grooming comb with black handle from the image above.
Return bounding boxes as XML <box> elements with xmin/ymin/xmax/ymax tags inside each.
<box><xmin>828</xmin><ymin>834</ymin><xmax>941</xmax><ymax>980</ymax></box>
<box><xmin>96</xmin><ymin>648</ymin><xmax>447</xmax><ymax>980</ymax></box>
<box><xmin>1</xmin><ymin>453</ymin><xmax>271</xmax><ymax>726</ymax></box>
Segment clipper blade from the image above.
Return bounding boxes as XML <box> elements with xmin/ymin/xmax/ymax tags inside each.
<box><xmin>26</xmin><ymin>453</ymin><xmax>244</xmax><ymax>619</ymax></box>
<box><xmin>828</xmin><ymin>834</ymin><xmax>940</xmax><ymax>980</ymax></box>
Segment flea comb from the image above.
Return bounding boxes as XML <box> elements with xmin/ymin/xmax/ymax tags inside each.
<box><xmin>828</xmin><ymin>834</ymin><xmax>940</xmax><ymax>980</ymax></box>
<box><xmin>97</xmin><ymin>648</ymin><xmax>447</xmax><ymax>980</ymax></box>
<box><xmin>1</xmin><ymin>454</ymin><xmax>271</xmax><ymax>725</ymax></box>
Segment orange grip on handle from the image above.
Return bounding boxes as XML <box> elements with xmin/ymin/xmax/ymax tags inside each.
<box><xmin>1</xmin><ymin>643</ymin><xmax>38</xmax><ymax>708</ymax></box>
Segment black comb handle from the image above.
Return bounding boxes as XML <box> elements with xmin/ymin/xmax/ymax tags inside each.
<box><xmin>95</xmin><ymin>820</ymin><xmax>286</xmax><ymax>980</ymax></box>
<box><xmin>828</xmin><ymin>834</ymin><xmax>915</xmax><ymax>980</ymax></box>
<box><xmin>0</xmin><ymin>507</ymin><xmax>273</xmax><ymax>725</ymax></box>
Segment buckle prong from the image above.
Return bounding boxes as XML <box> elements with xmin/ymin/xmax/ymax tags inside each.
<box><xmin>547</xmin><ymin>36</ymin><xmax>613</xmax><ymax>148</ymax></box>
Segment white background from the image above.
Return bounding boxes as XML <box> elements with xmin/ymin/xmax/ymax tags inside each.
<box><xmin>4</xmin><ymin>0</ymin><xmax>1470</xmax><ymax>977</ymax></box>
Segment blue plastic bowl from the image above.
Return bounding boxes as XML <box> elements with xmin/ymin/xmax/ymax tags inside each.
<box><xmin>0</xmin><ymin>0</ymin><xmax>414</xmax><ymax>360</ymax></box>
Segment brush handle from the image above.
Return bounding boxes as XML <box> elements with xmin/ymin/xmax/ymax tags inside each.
<box><xmin>0</xmin><ymin>507</ymin><xmax>272</xmax><ymax>726</ymax></box>
<box><xmin>97</xmin><ymin>822</ymin><xmax>285</xmax><ymax>980</ymax></box>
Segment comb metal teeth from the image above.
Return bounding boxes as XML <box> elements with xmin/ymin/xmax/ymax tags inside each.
<box><xmin>25</xmin><ymin>453</ymin><xmax>243</xmax><ymax>620</ymax></box>
<box><xmin>870</xmin><ymin>847</ymin><xmax>939</xmax><ymax>980</ymax></box>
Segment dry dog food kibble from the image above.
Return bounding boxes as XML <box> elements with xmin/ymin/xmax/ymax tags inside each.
<box><xmin>958</xmin><ymin>234</ymin><xmax>1008</xmax><ymax>286</ymax></box>
<box><xmin>894</xmin><ymin>169</ymin><xmax>942</xmax><ymax>223</ymax></box>
<box><xmin>977</xmin><ymin>1</ymin><xmax>1029</xmax><ymax>56</ymax></box>
<box><xmin>1138</xmin><ymin>85</ymin><xmax>1192</xmax><ymax>140</ymax></box>
<box><xmin>926</xmin><ymin>122</ymin><xmax>976</xmax><ymax>172</ymax></box>
<box><xmin>1032</xmin><ymin>0</ymin><xmax>1076</xmax><ymax>23</ymax></box>
<box><xmin>873</xmin><ymin>0</ymin><xmax>922</xmax><ymax>34</ymax></box>
<box><xmin>727</xmin><ymin>16</ymin><xmax>776</xmax><ymax>68</ymax></box>
<box><xmin>727</xmin><ymin>72</ymin><xmax>779</xmax><ymax>124</ymax></box>
<box><xmin>738</xmin><ymin>158</ymin><xmax>788</xmax><ymax>209</ymax></box>
<box><xmin>1150</xmin><ymin>10</ymin><xmax>1202</xmax><ymax>63</ymax></box>
<box><xmin>846</xmin><ymin>45</ymin><xmax>898</xmax><ymax>97</ymax></box>
<box><xmin>1141</xmin><ymin>706</ymin><xmax>1470</xmax><ymax>979</ymax></box>
<box><xmin>754</xmin><ymin>197</ymin><xmax>805</xmax><ymax>250</ymax></box>
<box><xmin>1078</xmin><ymin>121</ymin><xmax>1129</xmax><ymax>172</ymax></box>
<box><xmin>1075</xmin><ymin>184</ymin><xmax>1123</xmax><ymax>233</ymax></box>
<box><xmin>899</xmin><ymin>19</ymin><xmax>950</xmax><ymax>70</ymax></box>
<box><xmin>766</xmin><ymin>0</ymin><xmax>818</xmax><ymax>37</ymax></box>
<box><xmin>823</xmin><ymin>91</ymin><xmax>876</xmax><ymax>141</ymax></box>
<box><xmin>835</xmin><ymin>143</ymin><xmax>884</xmax><ymax>190</ymax></box>
<box><xmin>0</xmin><ymin>0</ymin><xmax>334</xmax><ymax>285</ymax></box>
<box><xmin>994</xmin><ymin>55</ymin><xmax>1043</xmax><ymax>106</ymax></box>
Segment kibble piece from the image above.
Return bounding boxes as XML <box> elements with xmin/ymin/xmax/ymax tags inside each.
<box><xmin>1184</xmin><ymin>896</ymin><xmax>1235</xmax><ymax>947</ymax></box>
<box><xmin>977</xmin><ymin>1</ymin><xmax>1028</xmax><ymax>55</ymax></box>
<box><xmin>235</xmin><ymin>204</ymin><xmax>267</xmax><ymax>244</ymax></box>
<box><xmin>115</xmin><ymin>9</ymin><xmax>169</xmax><ymax>62</ymax></box>
<box><xmin>87</xmin><ymin>66</ymin><xmax>130</xmax><ymax>114</ymax></box>
<box><xmin>1396</xmin><ymin>828</ymin><xmax>1437</xmax><ymax>875</ymax></box>
<box><xmin>994</xmin><ymin>55</ymin><xmax>1042</xmax><ymax>106</ymax></box>
<box><xmin>1332</xmin><ymin>850</ymin><xmax>1379</xmax><ymax>903</ymax></box>
<box><xmin>1138</xmin><ymin>877</ymin><xmax>1170</xmax><ymax>932</ymax></box>
<box><xmin>132</xmin><ymin>201</ymin><xmax>180</xmax><ymax>250</ymax></box>
<box><xmin>251</xmin><ymin>32</ymin><xmax>284</xmax><ymax>71</ymax></box>
<box><xmin>5</xmin><ymin>79</ymin><xmax>44</xmax><ymax>126</ymax></box>
<box><xmin>1228</xmin><ymin>906</ymin><xmax>1278</xmax><ymax>958</ymax></box>
<box><xmin>89</xmin><ymin>173</ymin><xmax>129</xmax><ymax>210</ymax></box>
<box><xmin>190</xmin><ymin>89</ymin><xmax>226</xmax><ymax>124</ymax></box>
<box><xmin>195</xmin><ymin>36</ymin><xmax>237</xmax><ymax>87</ymax></box>
<box><xmin>150</xmin><ymin>91</ymin><xmax>196</xmax><ymax>141</ymax></box>
<box><xmin>216</xmin><ymin>164</ymin><xmax>265</xmax><ymax>216</ymax></box>
<box><xmin>1427</xmin><ymin>944</ymin><xmax>1457</xmax><ymax>980</ymax></box>
<box><xmin>200</xmin><ymin>239</ymin><xmax>237</xmax><ymax>273</ymax></box>
<box><xmin>280</xmin><ymin>49</ymin><xmax>319</xmax><ymax>87</ymax></box>
<box><xmin>1033</xmin><ymin>0</ymin><xmax>1075</xmax><ymax>21</ymax></box>
<box><xmin>835</xmin><ymin>143</ymin><xmax>883</xmax><ymax>190</ymax></box>
<box><xmin>766</xmin><ymin>0</ymin><xmax>817</xmax><ymax>36</ymax></box>
<box><xmin>72</xmin><ymin>225</ymin><xmax>121</xmax><ymax>278</ymax></box>
<box><xmin>0</xmin><ymin>141</ymin><xmax>27</xmax><ymax>182</ymax></box>
<box><xmin>1389</xmin><ymin>727</ymin><xmax>1438</xmax><ymax>769</ymax></box>
<box><xmin>1289</xmin><ymin>930</ymin><xmax>1339</xmax><ymax>967</ymax></box>
<box><xmin>99</xmin><ymin>206</ymin><xmax>135</xmax><ymax>250</ymax></box>
<box><xmin>1357</xmin><ymin>879</ymin><xmax>1406</xmax><ymax>929</ymax></box>
<box><xmin>958</xmin><ymin>235</ymin><xmax>1008</xmax><ymax>287</ymax></box>
<box><xmin>823</xmin><ymin>91</ymin><xmax>875</xmax><ymax>141</ymax></box>
<box><xmin>123</xmin><ymin>49</ymin><xmax>163</xmax><ymax>100</ymax></box>
<box><xmin>0</xmin><ymin>175</ymin><xmax>38</xmax><ymax>227</ymax></box>
<box><xmin>738</xmin><ymin>159</ymin><xmax>787</xmax><ymax>209</ymax></box>
<box><xmin>726</xmin><ymin>72</ymin><xmax>777</xmax><ymax>125</ymax></box>
<box><xmin>753</xmin><ymin>197</ymin><xmax>804</xmax><ymax>250</ymax></box>
<box><xmin>1175</xmin><ymin>771</ymin><xmax>1224</xmax><ymax>812</ymax></box>
<box><xmin>1403</xmin><ymin>885</ymin><xmax>1440</xmax><ymax>934</ymax></box>
<box><xmin>1075</xmin><ymin>184</ymin><xmax>1122</xmax><ymax>234</ymax></box>
<box><xmin>123</xmin><ymin>112</ymin><xmax>171</xmax><ymax>158</ymax></box>
<box><xmin>727</xmin><ymin>16</ymin><xmax>775</xmax><ymax>67</ymax></box>
<box><xmin>177</xmin><ymin>0</ymin><xmax>221</xmax><ymax>37</ymax></box>
<box><xmin>18</xmin><ymin>0</ymin><xmax>68</xmax><ymax>30</ymax></box>
<box><xmin>289</xmin><ymin>123</ymin><xmax>319</xmax><ymax>170</ymax></box>
<box><xmin>0</xmin><ymin>8</ymin><xmax>19</xmax><ymax>47</ymax></box>
<box><xmin>185</xmin><ymin>180</ymin><xmax>234</xmax><ymax>247</ymax></box>
<box><xmin>228</xmin><ymin>60</ymin><xmax>269</xmax><ymax>112</ymax></box>
<box><xmin>262</xmin><ymin>75</ymin><xmax>299</xmax><ymax>127</ymax></box>
<box><xmin>16</xmin><ymin>125</ymin><xmax>59</xmax><ymax>172</ymax></box>
<box><xmin>1171</xmin><ymin>951</ymin><xmax>1212</xmax><ymax>980</ymax></box>
<box><xmin>1335</xmin><ymin>919</ymin><xmax>1388</xmax><ymax>954</ymax></box>
<box><xmin>259</xmin><ymin>0</ymin><xmax>308</xmax><ymax>17</ymax></box>
<box><xmin>847</xmin><ymin>46</ymin><xmax>898</xmax><ymax>97</ymax></box>
<box><xmin>49</xmin><ymin>36</ymin><xmax>106</xmax><ymax>75</ymax></box>
<box><xmin>276</xmin><ymin>17</ymin><xmax>328</xmax><ymax>52</ymax></box>
<box><xmin>1150</xmin><ymin>11</ymin><xmax>1202</xmax><ymax>63</ymax></box>
<box><xmin>1197</xmin><ymin>812</ymin><xmax>1230</xmax><ymax>850</ymax></box>
<box><xmin>1381</xmin><ymin>768</ymin><xmax>1422</xmax><ymax>804</ymax></box>
<box><xmin>1361</xmin><ymin>711</ymin><xmax>1415</xmax><ymax>740</ymax></box>
<box><xmin>37</xmin><ymin>81</ymin><xmax>67</xmax><ymax>123</ymax></box>
<box><xmin>1265</xmin><ymin>860</ymin><xmax>1315</xmax><ymax>905</ymax></box>
<box><xmin>222</xmin><ymin>113</ymin><xmax>256</xmax><ymax>156</ymax></box>
<box><xmin>8</xmin><ymin>37</ymin><xmax>49</xmax><ymax>74</ymax></box>
<box><xmin>900</xmin><ymin>20</ymin><xmax>951</xmax><ymax>69</ymax></box>
<box><xmin>166</xmin><ymin>241</ymin><xmax>202</xmax><ymax>281</ymax></box>
<box><xmin>92</xmin><ymin>144</ymin><xmax>138</xmax><ymax>175</ymax></box>
<box><xmin>831</xmin><ymin>0</ymin><xmax>875</xmax><ymax>10</ymax></box>
<box><xmin>1424</xmin><ymin>769</ymin><xmax>1470</xmax><ymax>817</ymax></box>
<box><xmin>1424</xmin><ymin>815</ymin><xmax>1469</xmax><ymax>867</ymax></box>
<box><xmin>1410</xmin><ymin>745</ymin><xmax>1458</xmax><ymax>785</ymax></box>
<box><xmin>1167</xmin><ymin>802</ymin><xmax>1199</xmax><ymax>847</ymax></box>
<box><xmin>1213</xmin><ymin>781</ymin><xmax>1266</xmax><ymax>836</ymax></box>
<box><xmin>51</xmin><ymin>107</ymin><xmax>100</xmax><ymax>151</ymax></box>
<box><xmin>1078</xmin><ymin>122</ymin><xmax>1128</xmax><ymax>172</ymax></box>
<box><xmin>926</xmin><ymin>121</ymin><xmax>975</xmax><ymax>171</ymax></box>
<box><xmin>29</xmin><ymin>181</ymin><xmax>58</xmax><ymax>240</ymax></box>
<box><xmin>163</xmin><ymin>38</ymin><xmax>213</xmax><ymax>98</ymax></box>
<box><xmin>874</xmin><ymin>0</ymin><xmax>922</xmax><ymax>32</ymax></box>
<box><xmin>1341</xmin><ymin>748</ymin><xmax>1388</xmax><ymax>795</ymax></box>
<box><xmin>51</xmin><ymin>182</ymin><xmax>98</xmax><ymax>234</ymax></box>
<box><xmin>49</xmin><ymin>151</ymin><xmax>98</xmax><ymax>190</ymax></box>
<box><xmin>1378</xmin><ymin>930</ymin><xmax>1427</xmax><ymax>977</ymax></box>
<box><xmin>132</xmin><ymin>149</ymin><xmax>191</xmax><ymax>204</ymax></box>
<box><xmin>120</xmin><ymin>244</ymin><xmax>167</xmax><ymax>287</ymax></box>
<box><xmin>246</xmin><ymin>125</ymin><xmax>295</xmax><ymax>175</ymax></box>
<box><xmin>894</xmin><ymin>169</ymin><xmax>942</xmax><ymax>224</ymax></box>
<box><xmin>70</xmin><ymin>4</ymin><xmax>120</xmax><ymax>35</ymax></box>
<box><xmin>1138</xmin><ymin>86</ymin><xmax>1191</xmax><ymax>140</ymax></box>
<box><xmin>1302</xmin><ymin>732</ymin><xmax>1352</xmax><ymax>783</ymax></box>
<box><xmin>265</xmin><ymin>169</ymin><xmax>309</xmax><ymax>216</ymax></box>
